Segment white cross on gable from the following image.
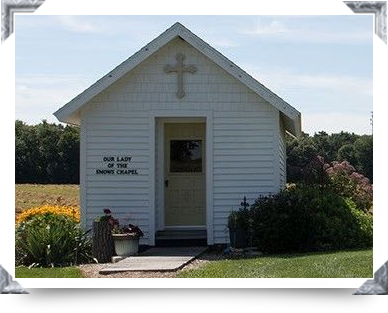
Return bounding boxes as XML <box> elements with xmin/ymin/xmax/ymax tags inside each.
<box><xmin>164</xmin><ymin>53</ymin><xmax>197</xmax><ymax>99</ymax></box>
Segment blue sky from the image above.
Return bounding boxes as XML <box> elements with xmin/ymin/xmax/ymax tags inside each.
<box><xmin>15</xmin><ymin>15</ymin><xmax>373</xmax><ymax>135</ymax></box>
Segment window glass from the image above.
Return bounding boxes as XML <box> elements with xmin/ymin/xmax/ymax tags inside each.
<box><xmin>170</xmin><ymin>140</ymin><xmax>202</xmax><ymax>172</ymax></box>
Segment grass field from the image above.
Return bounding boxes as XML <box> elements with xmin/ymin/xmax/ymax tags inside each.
<box><xmin>15</xmin><ymin>249</ymin><xmax>372</xmax><ymax>278</ymax></box>
<box><xmin>15</xmin><ymin>184</ymin><xmax>80</xmax><ymax>214</ymax></box>
<box><xmin>178</xmin><ymin>249</ymin><xmax>373</xmax><ymax>278</ymax></box>
<box><xmin>15</xmin><ymin>267</ymin><xmax>84</xmax><ymax>278</ymax></box>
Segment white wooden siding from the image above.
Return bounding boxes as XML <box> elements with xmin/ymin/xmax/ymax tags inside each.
<box><xmin>80</xmin><ymin>107</ymin><xmax>151</xmax><ymax>243</ymax></box>
<box><xmin>279</xmin><ymin>117</ymin><xmax>287</xmax><ymax>189</ymax></box>
<box><xmin>81</xmin><ymin>37</ymin><xmax>282</xmax><ymax>245</ymax></box>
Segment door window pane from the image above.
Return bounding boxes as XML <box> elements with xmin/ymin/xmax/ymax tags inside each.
<box><xmin>170</xmin><ymin>140</ymin><xmax>202</xmax><ymax>172</ymax></box>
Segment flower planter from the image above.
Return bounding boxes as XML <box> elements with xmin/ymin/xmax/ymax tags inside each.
<box><xmin>229</xmin><ymin>227</ymin><xmax>247</xmax><ymax>249</ymax></box>
<box><xmin>112</xmin><ymin>234</ymin><xmax>140</xmax><ymax>257</ymax></box>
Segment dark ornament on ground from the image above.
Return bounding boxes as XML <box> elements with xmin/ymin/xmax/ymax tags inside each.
<box><xmin>229</xmin><ymin>227</ymin><xmax>248</xmax><ymax>249</ymax></box>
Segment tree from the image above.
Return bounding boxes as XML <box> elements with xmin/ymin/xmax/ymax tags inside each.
<box><xmin>57</xmin><ymin>125</ymin><xmax>80</xmax><ymax>183</ymax></box>
<box><xmin>286</xmin><ymin>131</ymin><xmax>372</xmax><ymax>183</ymax></box>
<box><xmin>353</xmin><ymin>136</ymin><xmax>373</xmax><ymax>182</ymax></box>
<box><xmin>34</xmin><ymin>120</ymin><xmax>63</xmax><ymax>182</ymax></box>
<box><xmin>337</xmin><ymin>144</ymin><xmax>357</xmax><ymax>167</ymax></box>
<box><xmin>15</xmin><ymin>121</ymin><xmax>39</xmax><ymax>183</ymax></box>
<box><xmin>286</xmin><ymin>132</ymin><xmax>318</xmax><ymax>182</ymax></box>
<box><xmin>15</xmin><ymin>120</ymin><xmax>80</xmax><ymax>184</ymax></box>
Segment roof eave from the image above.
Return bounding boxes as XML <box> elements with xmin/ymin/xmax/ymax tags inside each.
<box><xmin>53</xmin><ymin>109</ymin><xmax>80</xmax><ymax>126</ymax></box>
<box><xmin>281</xmin><ymin>111</ymin><xmax>302</xmax><ymax>138</ymax></box>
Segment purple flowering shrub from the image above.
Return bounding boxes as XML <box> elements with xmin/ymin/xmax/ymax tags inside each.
<box><xmin>325</xmin><ymin>161</ymin><xmax>373</xmax><ymax>213</ymax></box>
<box><xmin>302</xmin><ymin>156</ymin><xmax>373</xmax><ymax>213</ymax></box>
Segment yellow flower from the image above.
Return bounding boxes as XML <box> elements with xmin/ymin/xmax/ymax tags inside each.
<box><xmin>16</xmin><ymin>205</ymin><xmax>80</xmax><ymax>224</ymax></box>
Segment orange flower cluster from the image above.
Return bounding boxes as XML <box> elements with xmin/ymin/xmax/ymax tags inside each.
<box><xmin>16</xmin><ymin>204</ymin><xmax>80</xmax><ymax>224</ymax></box>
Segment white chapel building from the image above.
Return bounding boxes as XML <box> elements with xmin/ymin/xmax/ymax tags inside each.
<box><xmin>54</xmin><ymin>22</ymin><xmax>301</xmax><ymax>246</ymax></box>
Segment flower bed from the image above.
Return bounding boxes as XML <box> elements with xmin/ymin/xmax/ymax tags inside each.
<box><xmin>15</xmin><ymin>205</ymin><xmax>92</xmax><ymax>267</ymax></box>
<box><xmin>16</xmin><ymin>204</ymin><xmax>80</xmax><ymax>224</ymax></box>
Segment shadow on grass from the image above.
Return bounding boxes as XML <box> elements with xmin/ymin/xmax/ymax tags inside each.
<box><xmin>195</xmin><ymin>246</ymin><xmax>373</xmax><ymax>262</ymax></box>
<box><xmin>258</xmin><ymin>248</ymin><xmax>373</xmax><ymax>260</ymax></box>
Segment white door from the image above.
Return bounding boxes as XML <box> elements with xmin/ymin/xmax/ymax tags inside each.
<box><xmin>164</xmin><ymin>123</ymin><xmax>206</xmax><ymax>227</ymax></box>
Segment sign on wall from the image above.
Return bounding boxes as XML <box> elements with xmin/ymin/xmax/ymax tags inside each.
<box><xmin>95</xmin><ymin>156</ymin><xmax>138</xmax><ymax>175</ymax></box>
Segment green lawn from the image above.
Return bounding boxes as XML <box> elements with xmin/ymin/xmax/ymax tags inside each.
<box><xmin>178</xmin><ymin>249</ymin><xmax>373</xmax><ymax>278</ymax></box>
<box><xmin>15</xmin><ymin>267</ymin><xmax>84</xmax><ymax>278</ymax></box>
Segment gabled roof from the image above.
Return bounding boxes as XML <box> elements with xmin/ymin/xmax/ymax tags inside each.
<box><xmin>54</xmin><ymin>22</ymin><xmax>301</xmax><ymax>136</ymax></box>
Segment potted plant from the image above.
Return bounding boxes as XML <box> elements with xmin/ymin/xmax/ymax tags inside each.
<box><xmin>111</xmin><ymin>221</ymin><xmax>144</xmax><ymax>257</ymax></box>
<box><xmin>227</xmin><ymin>209</ymin><xmax>249</xmax><ymax>249</ymax></box>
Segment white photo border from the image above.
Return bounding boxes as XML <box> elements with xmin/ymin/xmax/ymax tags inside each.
<box><xmin>5</xmin><ymin>5</ymin><xmax>383</xmax><ymax>288</ymax></box>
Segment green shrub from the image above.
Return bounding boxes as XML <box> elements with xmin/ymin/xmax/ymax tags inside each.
<box><xmin>227</xmin><ymin>208</ymin><xmax>250</xmax><ymax>231</ymax></box>
<box><xmin>249</xmin><ymin>185</ymin><xmax>372</xmax><ymax>253</ymax></box>
<box><xmin>16</xmin><ymin>214</ymin><xmax>94</xmax><ymax>267</ymax></box>
<box><xmin>345</xmin><ymin>199</ymin><xmax>373</xmax><ymax>248</ymax></box>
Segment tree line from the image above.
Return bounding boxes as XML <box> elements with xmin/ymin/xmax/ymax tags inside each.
<box><xmin>287</xmin><ymin>131</ymin><xmax>373</xmax><ymax>183</ymax></box>
<box><xmin>15</xmin><ymin>120</ymin><xmax>373</xmax><ymax>184</ymax></box>
<box><xmin>16</xmin><ymin>120</ymin><xmax>80</xmax><ymax>184</ymax></box>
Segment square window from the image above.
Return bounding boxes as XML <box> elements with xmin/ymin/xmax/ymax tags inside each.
<box><xmin>170</xmin><ymin>140</ymin><xmax>202</xmax><ymax>172</ymax></box>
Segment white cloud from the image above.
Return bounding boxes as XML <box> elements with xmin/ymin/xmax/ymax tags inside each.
<box><xmin>55</xmin><ymin>16</ymin><xmax>101</xmax><ymax>33</ymax></box>
<box><xmin>243</xmin><ymin>19</ymin><xmax>289</xmax><ymax>35</ymax></box>
<box><xmin>242</xmin><ymin>18</ymin><xmax>371</xmax><ymax>44</ymax></box>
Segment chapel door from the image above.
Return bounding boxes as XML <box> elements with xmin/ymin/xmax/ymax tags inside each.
<box><xmin>164</xmin><ymin>123</ymin><xmax>206</xmax><ymax>227</ymax></box>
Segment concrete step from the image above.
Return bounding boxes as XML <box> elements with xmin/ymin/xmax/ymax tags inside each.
<box><xmin>155</xmin><ymin>229</ymin><xmax>207</xmax><ymax>247</ymax></box>
<box><xmin>155</xmin><ymin>229</ymin><xmax>207</xmax><ymax>240</ymax></box>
